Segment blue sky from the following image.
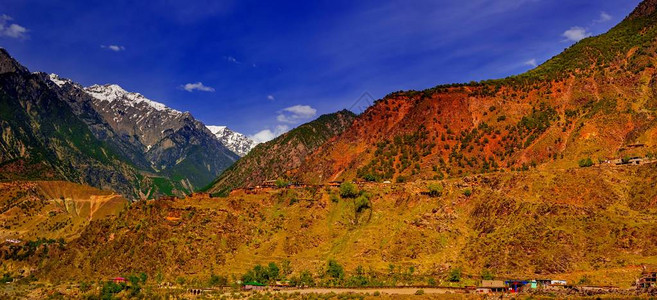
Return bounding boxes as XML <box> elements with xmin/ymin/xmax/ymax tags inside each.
<box><xmin>0</xmin><ymin>0</ymin><xmax>641</xmax><ymax>142</ymax></box>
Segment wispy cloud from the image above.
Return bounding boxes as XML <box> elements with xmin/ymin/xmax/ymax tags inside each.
<box><xmin>267</xmin><ymin>94</ymin><xmax>275</xmax><ymax>101</ymax></box>
<box><xmin>224</xmin><ymin>56</ymin><xmax>240</xmax><ymax>64</ymax></box>
<box><xmin>524</xmin><ymin>58</ymin><xmax>537</xmax><ymax>67</ymax></box>
<box><xmin>182</xmin><ymin>82</ymin><xmax>215</xmax><ymax>92</ymax></box>
<box><xmin>250</xmin><ymin>125</ymin><xmax>289</xmax><ymax>143</ymax></box>
<box><xmin>0</xmin><ymin>15</ymin><xmax>28</xmax><ymax>39</ymax></box>
<box><xmin>562</xmin><ymin>26</ymin><xmax>591</xmax><ymax>42</ymax></box>
<box><xmin>101</xmin><ymin>45</ymin><xmax>125</xmax><ymax>52</ymax></box>
<box><xmin>595</xmin><ymin>12</ymin><xmax>612</xmax><ymax>23</ymax></box>
<box><xmin>276</xmin><ymin>105</ymin><xmax>317</xmax><ymax>124</ymax></box>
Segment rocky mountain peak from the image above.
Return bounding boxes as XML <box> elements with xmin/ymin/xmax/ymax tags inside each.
<box><xmin>0</xmin><ymin>48</ymin><xmax>29</xmax><ymax>75</ymax></box>
<box><xmin>84</xmin><ymin>84</ymin><xmax>181</xmax><ymax>114</ymax></box>
<box><xmin>47</xmin><ymin>73</ymin><xmax>75</xmax><ymax>87</ymax></box>
<box><xmin>206</xmin><ymin>125</ymin><xmax>256</xmax><ymax>157</ymax></box>
<box><xmin>628</xmin><ymin>0</ymin><xmax>657</xmax><ymax>20</ymax></box>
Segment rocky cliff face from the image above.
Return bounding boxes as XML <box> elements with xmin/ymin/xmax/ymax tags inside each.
<box><xmin>206</xmin><ymin>125</ymin><xmax>256</xmax><ymax>157</ymax></box>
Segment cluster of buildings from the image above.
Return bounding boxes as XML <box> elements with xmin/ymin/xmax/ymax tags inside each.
<box><xmin>475</xmin><ymin>279</ymin><xmax>567</xmax><ymax>294</ymax></box>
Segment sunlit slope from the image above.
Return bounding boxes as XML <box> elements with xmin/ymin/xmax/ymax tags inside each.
<box><xmin>32</xmin><ymin>163</ymin><xmax>657</xmax><ymax>287</ymax></box>
<box><xmin>0</xmin><ymin>181</ymin><xmax>127</xmax><ymax>241</ymax></box>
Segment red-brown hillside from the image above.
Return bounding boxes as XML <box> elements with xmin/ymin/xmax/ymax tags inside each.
<box><xmin>294</xmin><ymin>2</ymin><xmax>657</xmax><ymax>184</ymax></box>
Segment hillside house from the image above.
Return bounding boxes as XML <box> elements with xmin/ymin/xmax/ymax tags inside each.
<box><xmin>243</xmin><ymin>282</ymin><xmax>267</xmax><ymax>291</ymax></box>
<box><xmin>262</xmin><ymin>180</ymin><xmax>277</xmax><ymax>188</ymax></box>
<box><xmin>505</xmin><ymin>280</ymin><xmax>529</xmax><ymax>292</ymax></box>
<box><xmin>629</xmin><ymin>157</ymin><xmax>643</xmax><ymax>165</ymax></box>
<box><xmin>477</xmin><ymin>280</ymin><xmax>506</xmax><ymax>293</ymax></box>
<box><xmin>637</xmin><ymin>270</ymin><xmax>657</xmax><ymax>288</ymax></box>
<box><xmin>550</xmin><ymin>280</ymin><xmax>567</xmax><ymax>286</ymax></box>
<box><xmin>112</xmin><ymin>277</ymin><xmax>127</xmax><ymax>284</ymax></box>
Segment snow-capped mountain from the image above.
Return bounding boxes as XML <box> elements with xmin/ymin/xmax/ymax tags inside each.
<box><xmin>45</xmin><ymin>73</ymin><xmax>239</xmax><ymax>190</ymax></box>
<box><xmin>206</xmin><ymin>125</ymin><xmax>256</xmax><ymax>157</ymax></box>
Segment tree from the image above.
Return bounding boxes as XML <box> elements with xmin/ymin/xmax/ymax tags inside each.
<box><xmin>268</xmin><ymin>262</ymin><xmax>280</xmax><ymax>281</ymax></box>
<box><xmin>209</xmin><ymin>274</ymin><xmax>228</xmax><ymax>286</ymax></box>
<box><xmin>463</xmin><ymin>189</ymin><xmax>472</xmax><ymax>197</ymax></box>
<box><xmin>326</xmin><ymin>260</ymin><xmax>345</xmax><ymax>279</ymax></box>
<box><xmin>354</xmin><ymin>193</ymin><xmax>371</xmax><ymax>213</ymax></box>
<box><xmin>139</xmin><ymin>272</ymin><xmax>148</xmax><ymax>283</ymax></box>
<box><xmin>447</xmin><ymin>267</ymin><xmax>461</xmax><ymax>282</ymax></box>
<box><xmin>481</xmin><ymin>269</ymin><xmax>494</xmax><ymax>280</ymax></box>
<box><xmin>339</xmin><ymin>182</ymin><xmax>359</xmax><ymax>198</ymax></box>
<box><xmin>578</xmin><ymin>158</ymin><xmax>594</xmax><ymax>167</ymax></box>
<box><xmin>281</xmin><ymin>260</ymin><xmax>293</xmax><ymax>277</ymax></box>
<box><xmin>299</xmin><ymin>270</ymin><xmax>315</xmax><ymax>287</ymax></box>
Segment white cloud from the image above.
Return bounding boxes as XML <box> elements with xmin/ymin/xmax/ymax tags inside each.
<box><xmin>524</xmin><ymin>59</ymin><xmax>537</xmax><ymax>67</ymax></box>
<box><xmin>101</xmin><ymin>45</ymin><xmax>125</xmax><ymax>52</ymax></box>
<box><xmin>276</xmin><ymin>105</ymin><xmax>317</xmax><ymax>124</ymax></box>
<box><xmin>0</xmin><ymin>15</ymin><xmax>28</xmax><ymax>39</ymax></box>
<box><xmin>224</xmin><ymin>56</ymin><xmax>240</xmax><ymax>64</ymax></box>
<box><xmin>562</xmin><ymin>26</ymin><xmax>591</xmax><ymax>42</ymax></box>
<box><xmin>182</xmin><ymin>82</ymin><xmax>215</xmax><ymax>92</ymax></box>
<box><xmin>595</xmin><ymin>12</ymin><xmax>612</xmax><ymax>23</ymax></box>
<box><xmin>267</xmin><ymin>95</ymin><xmax>275</xmax><ymax>101</ymax></box>
<box><xmin>250</xmin><ymin>125</ymin><xmax>289</xmax><ymax>143</ymax></box>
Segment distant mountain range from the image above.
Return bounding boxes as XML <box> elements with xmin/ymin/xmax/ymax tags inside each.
<box><xmin>206</xmin><ymin>125</ymin><xmax>257</xmax><ymax>157</ymax></box>
<box><xmin>0</xmin><ymin>49</ymin><xmax>241</xmax><ymax>199</ymax></box>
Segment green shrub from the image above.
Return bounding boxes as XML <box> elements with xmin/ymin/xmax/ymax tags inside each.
<box><xmin>354</xmin><ymin>193</ymin><xmax>371</xmax><ymax>213</ymax></box>
<box><xmin>463</xmin><ymin>189</ymin><xmax>472</xmax><ymax>197</ymax></box>
<box><xmin>299</xmin><ymin>270</ymin><xmax>315</xmax><ymax>287</ymax></box>
<box><xmin>0</xmin><ymin>273</ymin><xmax>12</xmax><ymax>284</ymax></box>
<box><xmin>427</xmin><ymin>183</ymin><xmax>443</xmax><ymax>197</ymax></box>
<box><xmin>427</xmin><ymin>278</ymin><xmax>436</xmax><ymax>286</ymax></box>
<box><xmin>339</xmin><ymin>182</ymin><xmax>359</xmax><ymax>198</ymax></box>
<box><xmin>362</xmin><ymin>174</ymin><xmax>379</xmax><ymax>182</ymax></box>
<box><xmin>275</xmin><ymin>179</ymin><xmax>289</xmax><ymax>188</ymax></box>
<box><xmin>447</xmin><ymin>268</ymin><xmax>461</xmax><ymax>282</ymax></box>
<box><xmin>330</xmin><ymin>194</ymin><xmax>340</xmax><ymax>203</ymax></box>
<box><xmin>209</xmin><ymin>274</ymin><xmax>228</xmax><ymax>286</ymax></box>
<box><xmin>326</xmin><ymin>260</ymin><xmax>345</xmax><ymax>279</ymax></box>
<box><xmin>481</xmin><ymin>269</ymin><xmax>494</xmax><ymax>280</ymax></box>
<box><xmin>241</xmin><ymin>262</ymin><xmax>281</xmax><ymax>284</ymax></box>
<box><xmin>415</xmin><ymin>289</ymin><xmax>424</xmax><ymax>295</ymax></box>
<box><xmin>578</xmin><ymin>158</ymin><xmax>594</xmax><ymax>168</ymax></box>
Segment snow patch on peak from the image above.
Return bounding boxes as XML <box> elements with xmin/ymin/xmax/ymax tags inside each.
<box><xmin>206</xmin><ymin>125</ymin><xmax>256</xmax><ymax>157</ymax></box>
<box><xmin>84</xmin><ymin>84</ymin><xmax>180</xmax><ymax>114</ymax></box>
<box><xmin>206</xmin><ymin>125</ymin><xmax>228</xmax><ymax>136</ymax></box>
<box><xmin>48</xmin><ymin>73</ymin><xmax>73</xmax><ymax>87</ymax></box>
